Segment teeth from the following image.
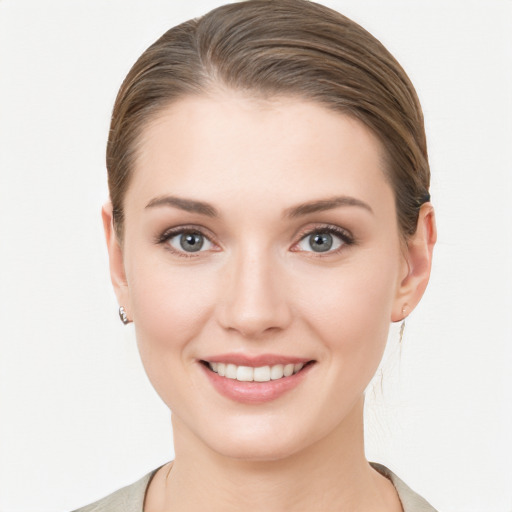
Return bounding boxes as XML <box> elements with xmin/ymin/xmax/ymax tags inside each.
<box><xmin>270</xmin><ymin>364</ymin><xmax>284</xmax><ymax>380</ymax></box>
<box><xmin>283</xmin><ymin>363</ymin><xmax>294</xmax><ymax>377</ymax></box>
<box><xmin>207</xmin><ymin>361</ymin><xmax>307</xmax><ymax>382</ymax></box>
<box><xmin>236</xmin><ymin>366</ymin><xmax>254</xmax><ymax>381</ymax></box>
<box><xmin>253</xmin><ymin>366</ymin><xmax>270</xmax><ymax>382</ymax></box>
<box><xmin>226</xmin><ymin>364</ymin><xmax>237</xmax><ymax>379</ymax></box>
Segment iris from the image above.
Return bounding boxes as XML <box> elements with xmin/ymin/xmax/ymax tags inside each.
<box><xmin>180</xmin><ymin>233</ymin><xmax>204</xmax><ymax>252</ymax></box>
<box><xmin>309</xmin><ymin>232</ymin><xmax>333</xmax><ymax>252</ymax></box>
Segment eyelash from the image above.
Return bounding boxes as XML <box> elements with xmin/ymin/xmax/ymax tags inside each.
<box><xmin>155</xmin><ymin>224</ymin><xmax>355</xmax><ymax>259</ymax></box>
<box><xmin>293</xmin><ymin>225</ymin><xmax>355</xmax><ymax>256</ymax></box>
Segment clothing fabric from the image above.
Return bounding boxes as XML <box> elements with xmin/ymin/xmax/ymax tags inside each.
<box><xmin>73</xmin><ymin>462</ymin><xmax>437</xmax><ymax>512</ymax></box>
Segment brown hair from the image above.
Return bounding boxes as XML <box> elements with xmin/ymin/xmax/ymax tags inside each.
<box><xmin>107</xmin><ymin>0</ymin><xmax>430</xmax><ymax>240</ymax></box>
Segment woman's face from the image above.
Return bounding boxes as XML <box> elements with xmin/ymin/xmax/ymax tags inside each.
<box><xmin>111</xmin><ymin>92</ymin><xmax>418</xmax><ymax>460</ymax></box>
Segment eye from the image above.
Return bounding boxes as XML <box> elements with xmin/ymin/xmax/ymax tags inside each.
<box><xmin>159</xmin><ymin>228</ymin><xmax>215</xmax><ymax>256</ymax></box>
<box><xmin>294</xmin><ymin>226</ymin><xmax>353</xmax><ymax>254</ymax></box>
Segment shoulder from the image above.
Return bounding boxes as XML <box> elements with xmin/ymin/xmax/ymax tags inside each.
<box><xmin>370</xmin><ymin>462</ymin><xmax>438</xmax><ymax>512</ymax></box>
<box><xmin>72</xmin><ymin>469</ymin><xmax>158</xmax><ymax>512</ymax></box>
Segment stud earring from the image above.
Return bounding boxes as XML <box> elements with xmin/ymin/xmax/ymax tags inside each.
<box><xmin>118</xmin><ymin>306</ymin><xmax>131</xmax><ymax>325</ymax></box>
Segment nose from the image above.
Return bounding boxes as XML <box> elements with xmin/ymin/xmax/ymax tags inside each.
<box><xmin>216</xmin><ymin>246</ymin><xmax>293</xmax><ymax>339</ymax></box>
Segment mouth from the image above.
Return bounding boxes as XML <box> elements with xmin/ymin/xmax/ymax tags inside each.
<box><xmin>199</xmin><ymin>358</ymin><xmax>316</xmax><ymax>404</ymax></box>
<box><xmin>200</xmin><ymin>360</ymin><xmax>312</xmax><ymax>382</ymax></box>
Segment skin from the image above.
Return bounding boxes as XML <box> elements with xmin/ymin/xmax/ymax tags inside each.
<box><xmin>103</xmin><ymin>91</ymin><xmax>436</xmax><ymax>511</ymax></box>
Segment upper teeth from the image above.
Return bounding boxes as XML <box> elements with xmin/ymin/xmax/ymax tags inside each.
<box><xmin>208</xmin><ymin>362</ymin><xmax>304</xmax><ymax>382</ymax></box>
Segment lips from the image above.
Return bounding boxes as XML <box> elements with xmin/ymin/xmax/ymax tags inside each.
<box><xmin>199</xmin><ymin>355</ymin><xmax>315</xmax><ymax>404</ymax></box>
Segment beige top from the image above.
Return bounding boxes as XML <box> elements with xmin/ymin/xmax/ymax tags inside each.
<box><xmin>73</xmin><ymin>462</ymin><xmax>437</xmax><ymax>512</ymax></box>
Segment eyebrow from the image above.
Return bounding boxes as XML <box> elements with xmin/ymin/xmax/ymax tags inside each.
<box><xmin>283</xmin><ymin>196</ymin><xmax>373</xmax><ymax>218</ymax></box>
<box><xmin>145</xmin><ymin>195</ymin><xmax>219</xmax><ymax>217</ymax></box>
<box><xmin>144</xmin><ymin>194</ymin><xmax>373</xmax><ymax>218</ymax></box>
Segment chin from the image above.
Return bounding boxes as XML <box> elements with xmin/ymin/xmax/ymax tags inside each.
<box><xmin>212</xmin><ymin>435</ymin><xmax>305</xmax><ymax>462</ymax></box>
<box><xmin>193</xmin><ymin>416</ymin><xmax>322</xmax><ymax>463</ymax></box>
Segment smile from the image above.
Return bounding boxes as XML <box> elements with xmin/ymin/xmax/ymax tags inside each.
<box><xmin>200</xmin><ymin>357</ymin><xmax>315</xmax><ymax>404</ymax></box>
<box><xmin>197</xmin><ymin>353</ymin><xmax>317</xmax><ymax>405</ymax></box>
<box><xmin>205</xmin><ymin>361</ymin><xmax>305</xmax><ymax>382</ymax></box>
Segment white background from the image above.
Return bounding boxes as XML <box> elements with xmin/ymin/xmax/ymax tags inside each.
<box><xmin>0</xmin><ymin>1</ymin><xmax>511</xmax><ymax>511</ymax></box>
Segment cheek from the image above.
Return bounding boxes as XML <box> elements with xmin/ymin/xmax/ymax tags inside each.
<box><xmin>127</xmin><ymin>237</ymin><xmax>218</xmax><ymax>325</ymax></box>
<box><xmin>294</xmin><ymin>251</ymin><xmax>400</xmax><ymax>368</ymax></box>
<box><xmin>126</xmin><ymin>254</ymin><xmax>218</xmax><ymax>396</ymax></box>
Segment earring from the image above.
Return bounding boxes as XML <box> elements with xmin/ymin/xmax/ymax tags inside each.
<box><xmin>118</xmin><ymin>306</ymin><xmax>131</xmax><ymax>325</ymax></box>
<box><xmin>399</xmin><ymin>305</ymin><xmax>407</xmax><ymax>344</ymax></box>
<box><xmin>399</xmin><ymin>319</ymin><xmax>405</xmax><ymax>344</ymax></box>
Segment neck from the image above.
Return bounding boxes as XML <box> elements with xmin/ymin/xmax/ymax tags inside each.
<box><xmin>145</xmin><ymin>396</ymin><xmax>400</xmax><ymax>512</ymax></box>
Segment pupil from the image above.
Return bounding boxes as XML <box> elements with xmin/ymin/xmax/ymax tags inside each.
<box><xmin>310</xmin><ymin>233</ymin><xmax>332</xmax><ymax>252</ymax></box>
<box><xmin>180</xmin><ymin>233</ymin><xmax>204</xmax><ymax>252</ymax></box>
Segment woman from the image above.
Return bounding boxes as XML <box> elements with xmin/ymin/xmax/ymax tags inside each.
<box><xmin>76</xmin><ymin>0</ymin><xmax>437</xmax><ymax>510</ymax></box>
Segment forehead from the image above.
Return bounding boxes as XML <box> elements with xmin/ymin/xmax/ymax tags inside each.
<box><xmin>128</xmin><ymin>93</ymin><xmax>394</xmax><ymax>217</ymax></box>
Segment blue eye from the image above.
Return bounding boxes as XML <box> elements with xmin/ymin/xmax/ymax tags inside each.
<box><xmin>295</xmin><ymin>227</ymin><xmax>352</xmax><ymax>254</ymax></box>
<box><xmin>165</xmin><ymin>230</ymin><xmax>214</xmax><ymax>254</ymax></box>
<box><xmin>157</xmin><ymin>225</ymin><xmax>352</xmax><ymax>258</ymax></box>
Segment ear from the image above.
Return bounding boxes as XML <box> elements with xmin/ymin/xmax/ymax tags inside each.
<box><xmin>102</xmin><ymin>202</ymin><xmax>131</xmax><ymax>318</ymax></box>
<box><xmin>391</xmin><ymin>203</ymin><xmax>437</xmax><ymax>322</ymax></box>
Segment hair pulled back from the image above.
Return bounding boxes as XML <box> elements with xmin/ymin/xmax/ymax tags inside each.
<box><xmin>107</xmin><ymin>0</ymin><xmax>430</xmax><ymax>240</ymax></box>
